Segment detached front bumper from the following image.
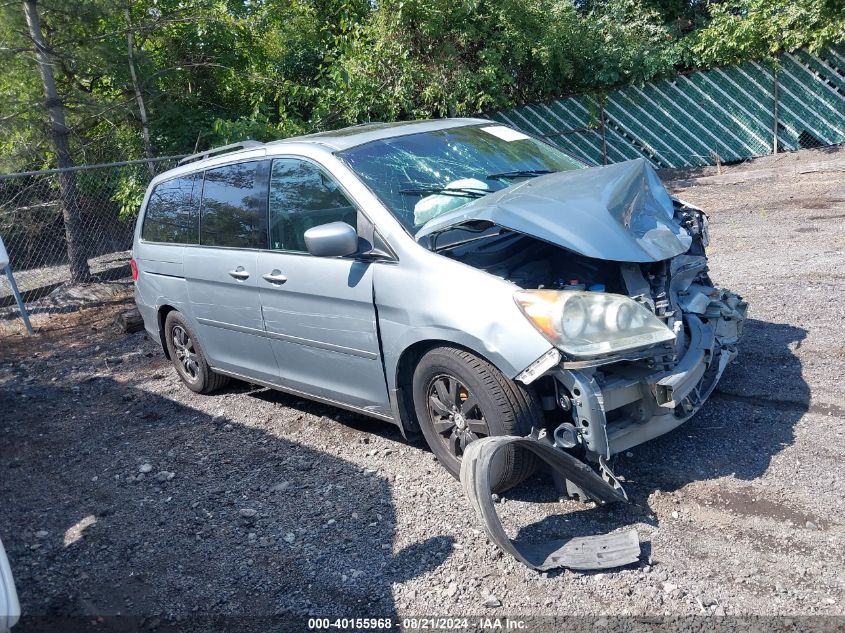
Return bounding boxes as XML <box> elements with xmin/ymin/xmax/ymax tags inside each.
<box><xmin>460</xmin><ymin>291</ymin><xmax>748</xmax><ymax>573</ymax></box>
<box><xmin>553</xmin><ymin>285</ymin><xmax>748</xmax><ymax>459</ymax></box>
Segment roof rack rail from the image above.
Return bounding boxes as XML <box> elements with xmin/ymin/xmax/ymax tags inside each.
<box><xmin>177</xmin><ymin>140</ymin><xmax>264</xmax><ymax>166</ymax></box>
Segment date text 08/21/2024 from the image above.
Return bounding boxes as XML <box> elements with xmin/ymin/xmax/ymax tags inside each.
<box><xmin>307</xmin><ymin>617</ymin><xmax>529</xmax><ymax>630</ymax></box>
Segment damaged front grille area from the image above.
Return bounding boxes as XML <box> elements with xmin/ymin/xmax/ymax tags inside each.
<box><xmin>545</xmin><ymin>207</ymin><xmax>747</xmax><ymax>460</ymax></box>
<box><xmin>460</xmin><ymin>212</ymin><xmax>745</xmax><ymax>571</ymax></box>
<box><xmin>454</xmin><ymin>201</ymin><xmax>746</xmax><ymax>463</ymax></box>
<box><xmin>445</xmin><ymin>177</ymin><xmax>747</xmax><ymax>572</ymax></box>
<box><xmin>444</xmin><ymin>203</ymin><xmax>746</xmax><ymax>459</ymax></box>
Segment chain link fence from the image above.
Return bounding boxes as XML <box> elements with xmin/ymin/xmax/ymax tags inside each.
<box><xmin>0</xmin><ymin>156</ymin><xmax>182</xmax><ymax>310</ymax></box>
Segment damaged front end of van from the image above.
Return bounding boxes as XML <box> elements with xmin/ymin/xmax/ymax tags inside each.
<box><xmin>417</xmin><ymin>158</ymin><xmax>747</xmax><ymax>570</ymax></box>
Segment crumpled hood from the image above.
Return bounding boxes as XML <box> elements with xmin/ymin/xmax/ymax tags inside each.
<box><xmin>415</xmin><ymin>158</ymin><xmax>692</xmax><ymax>263</ymax></box>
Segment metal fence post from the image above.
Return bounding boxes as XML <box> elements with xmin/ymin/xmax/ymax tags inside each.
<box><xmin>772</xmin><ymin>65</ymin><xmax>779</xmax><ymax>155</ymax></box>
<box><xmin>599</xmin><ymin>98</ymin><xmax>609</xmax><ymax>165</ymax></box>
<box><xmin>0</xmin><ymin>236</ymin><xmax>33</xmax><ymax>335</ymax></box>
<box><xmin>3</xmin><ymin>266</ymin><xmax>33</xmax><ymax>335</ymax></box>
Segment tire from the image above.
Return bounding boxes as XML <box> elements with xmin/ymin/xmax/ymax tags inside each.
<box><xmin>163</xmin><ymin>311</ymin><xmax>230</xmax><ymax>394</ymax></box>
<box><xmin>412</xmin><ymin>346</ymin><xmax>541</xmax><ymax>492</ymax></box>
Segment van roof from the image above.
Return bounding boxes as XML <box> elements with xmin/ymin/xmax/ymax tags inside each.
<box><xmin>181</xmin><ymin>118</ymin><xmax>490</xmax><ymax>164</ymax></box>
<box><xmin>272</xmin><ymin>117</ymin><xmax>490</xmax><ymax>151</ymax></box>
<box><xmin>156</xmin><ymin>117</ymin><xmax>493</xmax><ymax>184</ymax></box>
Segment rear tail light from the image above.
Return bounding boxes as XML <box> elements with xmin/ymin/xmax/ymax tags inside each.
<box><xmin>130</xmin><ymin>257</ymin><xmax>139</xmax><ymax>281</ymax></box>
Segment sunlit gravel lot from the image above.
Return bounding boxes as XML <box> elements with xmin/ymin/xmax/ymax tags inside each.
<box><xmin>1</xmin><ymin>146</ymin><xmax>843</xmax><ymax>629</ymax></box>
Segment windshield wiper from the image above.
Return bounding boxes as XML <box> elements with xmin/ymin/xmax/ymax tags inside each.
<box><xmin>399</xmin><ymin>186</ymin><xmax>488</xmax><ymax>198</ymax></box>
<box><xmin>486</xmin><ymin>169</ymin><xmax>554</xmax><ymax>181</ymax></box>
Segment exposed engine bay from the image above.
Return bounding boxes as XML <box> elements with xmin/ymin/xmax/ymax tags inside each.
<box><xmin>416</xmin><ymin>158</ymin><xmax>749</xmax><ymax>571</ymax></box>
<box><xmin>441</xmin><ymin>202</ymin><xmax>708</xmax><ymax>293</ymax></box>
<box><xmin>443</xmin><ymin>229</ymin><xmax>628</xmax><ymax>293</ymax></box>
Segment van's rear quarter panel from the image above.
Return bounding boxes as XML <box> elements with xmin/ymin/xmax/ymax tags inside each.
<box><xmin>133</xmin><ymin>242</ymin><xmax>188</xmax><ymax>338</ymax></box>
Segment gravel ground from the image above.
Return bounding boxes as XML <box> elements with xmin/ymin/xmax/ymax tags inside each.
<box><xmin>1</xmin><ymin>147</ymin><xmax>843</xmax><ymax>629</ymax></box>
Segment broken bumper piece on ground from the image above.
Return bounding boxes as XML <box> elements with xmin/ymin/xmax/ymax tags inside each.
<box><xmin>460</xmin><ymin>435</ymin><xmax>640</xmax><ymax>571</ymax></box>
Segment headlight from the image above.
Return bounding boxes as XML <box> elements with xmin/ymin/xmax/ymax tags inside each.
<box><xmin>514</xmin><ymin>290</ymin><xmax>675</xmax><ymax>359</ymax></box>
<box><xmin>561</xmin><ymin>295</ymin><xmax>587</xmax><ymax>338</ymax></box>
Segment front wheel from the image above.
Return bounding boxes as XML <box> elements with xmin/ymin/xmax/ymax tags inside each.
<box><xmin>412</xmin><ymin>346</ymin><xmax>541</xmax><ymax>492</ymax></box>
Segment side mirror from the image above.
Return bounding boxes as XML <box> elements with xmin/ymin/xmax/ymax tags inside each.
<box><xmin>304</xmin><ymin>221</ymin><xmax>359</xmax><ymax>257</ymax></box>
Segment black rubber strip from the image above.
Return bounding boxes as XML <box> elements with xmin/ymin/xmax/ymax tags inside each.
<box><xmin>460</xmin><ymin>436</ymin><xmax>641</xmax><ymax>571</ymax></box>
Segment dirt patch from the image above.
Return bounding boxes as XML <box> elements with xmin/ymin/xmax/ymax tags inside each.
<box><xmin>802</xmin><ymin>198</ymin><xmax>845</xmax><ymax>210</ymax></box>
<box><xmin>808</xmin><ymin>212</ymin><xmax>845</xmax><ymax>221</ymax></box>
<box><xmin>0</xmin><ymin>286</ymin><xmax>135</xmax><ymax>359</ymax></box>
<box><xmin>707</xmin><ymin>487</ymin><xmax>826</xmax><ymax>529</ymax></box>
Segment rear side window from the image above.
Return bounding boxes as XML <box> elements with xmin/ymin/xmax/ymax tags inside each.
<box><xmin>141</xmin><ymin>175</ymin><xmax>200</xmax><ymax>244</ymax></box>
<box><xmin>268</xmin><ymin>158</ymin><xmax>358</xmax><ymax>252</ymax></box>
<box><xmin>200</xmin><ymin>161</ymin><xmax>267</xmax><ymax>249</ymax></box>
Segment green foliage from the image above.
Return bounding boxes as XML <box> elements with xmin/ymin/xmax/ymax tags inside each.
<box><xmin>683</xmin><ymin>0</ymin><xmax>845</xmax><ymax>67</ymax></box>
<box><xmin>113</xmin><ymin>171</ymin><xmax>147</xmax><ymax>221</ymax></box>
<box><xmin>315</xmin><ymin>0</ymin><xmax>681</xmax><ymax>122</ymax></box>
<box><xmin>0</xmin><ymin>0</ymin><xmax>843</xmax><ymax>172</ymax></box>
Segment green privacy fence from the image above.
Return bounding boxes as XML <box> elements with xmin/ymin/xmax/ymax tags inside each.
<box><xmin>487</xmin><ymin>45</ymin><xmax>845</xmax><ymax>168</ymax></box>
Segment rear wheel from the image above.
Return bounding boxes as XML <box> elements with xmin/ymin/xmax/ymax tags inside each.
<box><xmin>412</xmin><ymin>346</ymin><xmax>541</xmax><ymax>492</ymax></box>
<box><xmin>164</xmin><ymin>311</ymin><xmax>229</xmax><ymax>394</ymax></box>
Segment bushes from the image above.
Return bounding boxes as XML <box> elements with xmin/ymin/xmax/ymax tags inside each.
<box><xmin>1</xmin><ymin>0</ymin><xmax>843</xmax><ymax>174</ymax></box>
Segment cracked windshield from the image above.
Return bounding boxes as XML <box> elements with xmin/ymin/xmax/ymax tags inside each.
<box><xmin>338</xmin><ymin>124</ymin><xmax>583</xmax><ymax>232</ymax></box>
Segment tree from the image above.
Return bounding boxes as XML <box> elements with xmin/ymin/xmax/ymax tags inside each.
<box><xmin>125</xmin><ymin>2</ymin><xmax>154</xmax><ymax>177</ymax></box>
<box><xmin>1</xmin><ymin>0</ymin><xmax>843</xmax><ymax>179</ymax></box>
<box><xmin>22</xmin><ymin>0</ymin><xmax>90</xmax><ymax>282</ymax></box>
<box><xmin>315</xmin><ymin>0</ymin><xmax>679</xmax><ymax>123</ymax></box>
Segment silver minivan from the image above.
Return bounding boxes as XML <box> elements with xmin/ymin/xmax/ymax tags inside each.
<box><xmin>132</xmin><ymin>118</ymin><xmax>746</xmax><ymax>492</ymax></box>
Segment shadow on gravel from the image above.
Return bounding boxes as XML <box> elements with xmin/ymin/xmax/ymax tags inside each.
<box><xmin>205</xmin><ymin>317</ymin><xmax>810</xmax><ymax>577</ymax></box>
<box><xmin>0</xmin><ymin>377</ymin><xmax>452</xmax><ymax>632</ymax></box>
<box><xmin>497</xmin><ymin>317</ymin><xmax>809</xmax><ymax>570</ymax></box>
<box><xmin>243</xmin><ymin>385</ymin><xmax>406</xmax><ymax>444</ymax></box>
<box><xmin>630</xmin><ymin>317</ymin><xmax>809</xmax><ymax>487</ymax></box>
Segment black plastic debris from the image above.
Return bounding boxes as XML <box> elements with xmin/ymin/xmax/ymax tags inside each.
<box><xmin>461</xmin><ymin>436</ymin><xmax>640</xmax><ymax>571</ymax></box>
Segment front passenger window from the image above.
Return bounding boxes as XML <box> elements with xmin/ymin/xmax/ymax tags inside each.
<box><xmin>268</xmin><ymin>158</ymin><xmax>358</xmax><ymax>252</ymax></box>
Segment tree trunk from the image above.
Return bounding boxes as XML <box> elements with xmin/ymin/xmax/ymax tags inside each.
<box><xmin>125</xmin><ymin>3</ymin><xmax>155</xmax><ymax>178</ymax></box>
<box><xmin>22</xmin><ymin>0</ymin><xmax>90</xmax><ymax>282</ymax></box>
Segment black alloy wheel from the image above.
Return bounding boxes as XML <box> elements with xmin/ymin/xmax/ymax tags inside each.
<box><xmin>426</xmin><ymin>374</ymin><xmax>491</xmax><ymax>459</ymax></box>
<box><xmin>411</xmin><ymin>346</ymin><xmax>542</xmax><ymax>492</ymax></box>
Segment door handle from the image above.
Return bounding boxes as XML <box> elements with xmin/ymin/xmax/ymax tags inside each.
<box><xmin>228</xmin><ymin>267</ymin><xmax>250</xmax><ymax>280</ymax></box>
<box><xmin>262</xmin><ymin>270</ymin><xmax>288</xmax><ymax>285</ymax></box>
